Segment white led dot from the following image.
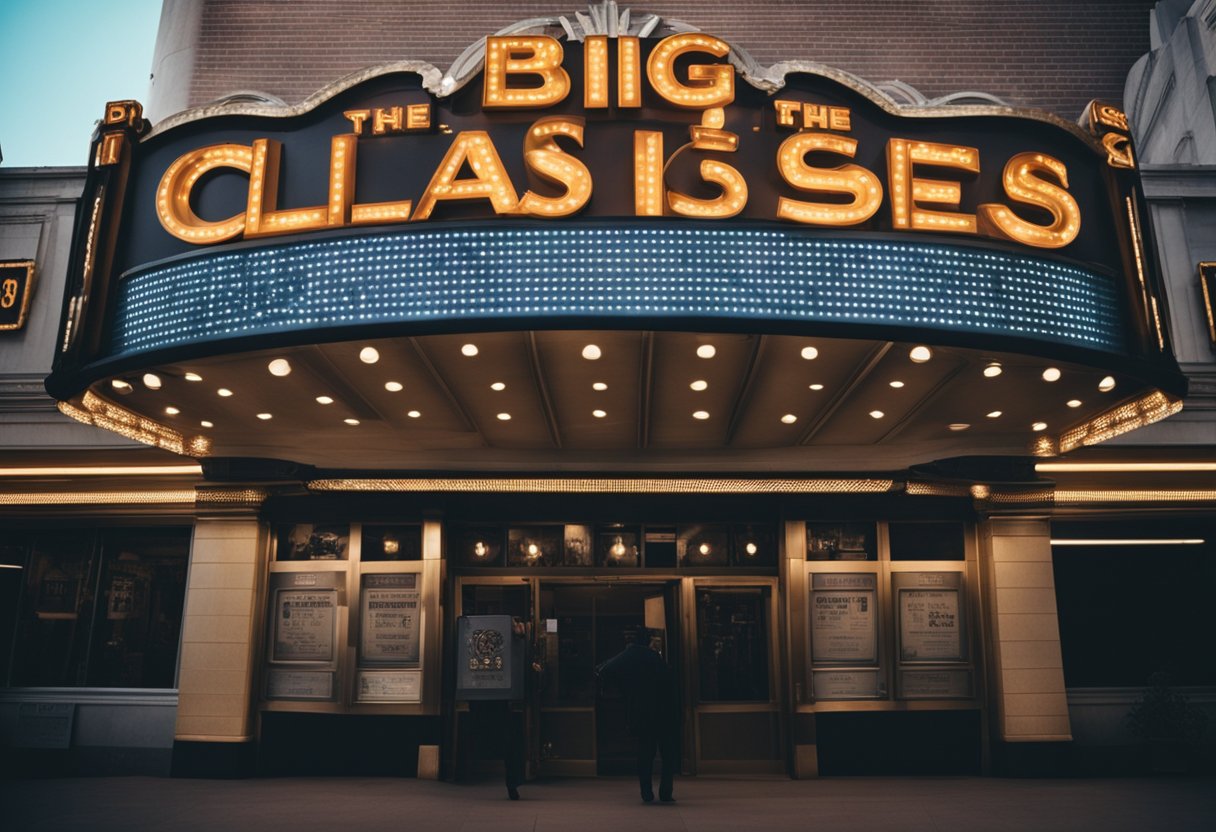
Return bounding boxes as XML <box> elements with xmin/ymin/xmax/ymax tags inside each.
<box><xmin>461</xmin><ymin>343</ymin><xmax>479</xmax><ymax>357</ymax></box>
<box><xmin>1098</xmin><ymin>376</ymin><xmax>1116</xmax><ymax>392</ymax></box>
<box><xmin>690</xmin><ymin>380</ymin><xmax>708</xmax><ymax>391</ymax></box>
<box><xmin>781</xmin><ymin>414</ymin><xmax>797</xmax><ymax>424</ymax></box>
<box><xmin>344</xmin><ymin>418</ymin><xmax>360</xmax><ymax>426</ymax></box>
<box><xmin>983</xmin><ymin>362</ymin><xmax>1003</xmax><ymax>378</ymax></box>
<box><xmin>1067</xmin><ymin>399</ymin><xmax>1082</xmax><ymax>408</ymax></box>
<box><xmin>592</xmin><ymin>382</ymin><xmax>607</xmax><ymax>391</ymax></box>
<box><xmin>948</xmin><ymin>423</ymin><xmax>970</xmax><ymax>431</ymax></box>
<box><xmin>359</xmin><ymin>346</ymin><xmax>380</xmax><ymax>364</ymax></box>
<box><xmin>889</xmin><ymin>380</ymin><xmax>905</xmax><ymax>388</ymax></box>
<box><xmin>869</xmin><ymin>410</ymin><xmax>885</xmax><ymax>419</ymax></box>
<box><xmin>800</xmin><ymin>346</ymin><xmax>819</xmax><ymax>360</ymax></box>
<box><xmin>267</xmin><ymin>358</ymin><xmax>291</xmax><ymax>377</ymax></box>
<box><xmin>257</xmin><ymin>412</ymin><xmax>273</xmax><ymax>420</ymax></box>
<box><xmin>987</xmin><ymin>410</ymin><xmax>1002</xmax><ymax>418</ymax></box>
<box><xmin>217</xmin><ymin>388</ymin><xmax>233</xmax><ymax>397</ymax></box>
<box><xmin>184</xmin><ymin>372</ymin><xmax>203</xmax><ymax>382</ymax></box>
<box><xmin>1032</xmin><ymin>421</ymin><xmax>1048</xmax><ymax>431</ymax></box>
<box><xmin>909</xmin><ymin>346</ymin><xmax>932</xmax><ymax>363</ymax></box>
<box><xmin>143</xmin><ymin>373</ymin><xmax>163</xmax><ymax>390</ymax></box>
<box><xmin>496</xmin><ymin>412</ymin><xmax>512</xmax><ymax>421</ymax></box>
<box><xmin>316</xmin><ymin>396</ymin><xmax>334</xmax><ymax>405</ymax></box>
<box><xmin>593</xmin><ymin>409</ymin><xmax>607</xmax><ymax>418</ymax></box>
<box><xmin>1042</xmin><ymin>367</ymin><xmax>1062</xmax><ymax>382</ymax></box>
<box><xmin>385</xmin><ymin>381</ymin><xmax>403</xmax><ymax>392</ymax></box>
<box><xmin>164</xmin><ymin>406</ymin><xmax>180</xmax><ymax>415</ymax></box>
<box><xmin>200</xmin><ymin>420</ymin><xmax>213</xmax><ymax>428</ymax></box>
<box><xmin>696</xmin><ymin>344</ymin><xmax>716</xmax><ymax>359</ymax></box>
<box><xmin>491</xmin><ymin>382</ymin><xmax>507</xmax><ymax>391</ymax></box>
<box><xmin>809</xmin><ymin>384</ymin><xmax>824</xmax><ymax>391</ymax></box>
<box><xmin>582</xmin><ymin>344</ymin><xmax>602</xmax><ymax>360</ymax></box>
<box><xmin>693</xmin><ymin>410</ymin><xmax>710</xmax><ymax>420</ymax></box>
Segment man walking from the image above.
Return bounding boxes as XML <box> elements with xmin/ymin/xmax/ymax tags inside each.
<box><xmin>597</xmin><ymin>627</ymin><xmax>679</xmax><ymax>804</ymax></box>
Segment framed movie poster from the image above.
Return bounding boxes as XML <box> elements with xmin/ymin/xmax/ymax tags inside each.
<box><xmin>894</xmin><ymin>572</ymin><xmax>966</xmax><ymax>663</ymax></box>
<box><xmin>810</xmin><ymin>573</ymin><xmax>878</xmax><ymax>664</ymax></box>
<box><xmin>359</xmin><ymin>573</ymin><xmax>421</xmax><ymax>665</ymax></box>
<box><xmin>272</xmin><ymin>589</ymin><xmax>337</xmax><ymax>662</ymax></box>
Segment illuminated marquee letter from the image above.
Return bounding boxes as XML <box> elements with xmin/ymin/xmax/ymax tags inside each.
<box><xmin>667</xmin><ymin>159</ymin><xmax>748</xmax><ymax>219</ymax></box>
<box><xmin>634</xmin><ymin>131</ymin><xmax>665</xmax><ymax>216</ymax></box>
<box><xmin>887</xmin><ymin>139</ymin><xmax>980</xmax><ymax>234</ymax></box>
<box><xmin>483</xmin><ymin>36</ymin><xmax>570</xmax><ymax>109</ymax></box>
<box><xmin>584</xmin><ymin>36</ymin><xmax>609</xmax><ymax>109</ymax></box>
<box><xmin>517</xmin><ymin>117</ymin><xmax>593</xmax><ymax>218</ymax></box>
<box><xmin>646</xmin><ymin>33</ymin><xmax>734</xmax><ymax>109</ymax></box>
<box><xmin>776</xmin><ymin>133</ymin><xmax>882</xmax><ymax>226</ymax></box>
<box><xmin>155</xmin><ymin>144</ymin><xmax>253</xmax><ymax>243</ymax></box>
<box><xmin>412</xmin><ymin>131</ymin><xmax>520</xmax><ymax>220</ymax></box>
<box><xmin>245</xmin><ymin>139</ymin><xmax>329</xmax><ymax>239</ymax></box>
<box><xmin>978</xmin><ymin>152</ymin><xmax>1080</xmax><ymax>249</ymax></box>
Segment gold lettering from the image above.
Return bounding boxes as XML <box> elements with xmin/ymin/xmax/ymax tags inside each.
<box><xmin>634</xmin><ymin>131</ymin><xmax>664</xmax><ymax>216</ymax></box>
<box><xmin>801</xmin><ymin>104</ymin><xmax>830</xmax><ymax>130</ymax></box>
<box><xmin>617</xmin><ymin>37</ymin><xmax>642</xmax><ymax>108</ymax></box>
<box><xmin>887</xmin><ymin>139</ymin><xmax>979</xmax><ymax>234</ymax></box>
<box><xmin>978</xmin><ymin>152</ymin><xmax>1080</xmax><ymax>249</ymax></box>
<box><xmin>517</xmin><ymin>117</ymin><xmax>592</xmax><ymax>218</ymax></box>
<box><xmin>483</xmin><ymin>36</ymin><xmax>570</xmax><ymax>109</ymax></box>
<box><xmin>776</xmin><ymin>132</ymin><xmax>882</xmax><ymax>226</ymax></box>
<box><xmin>155</xmin><ymin>143</ymin><xmax>252</xmax><ymax>243</ymax></box>
<box><xmin>406</xmin><ymin>103</ymin><xmax>431</xmax><ymax>130</ymax></box>
<box><xmin>244</xmin><ymin>139</ymin><xmax>328</xmax><ymax>238</ymax></box>
<box><xmin>584</xmin><ymin>36</ymin><xmax>609</xmax><ymax>109</ymax></box>
<box><xmin>372</xmin><ymin>107</ymin><xmax>403</xmax><ymax>135</ymax></box>
<box><xmin>1</xmin><ymin>278</ymin><xmax>16</xmax><ymax>309</ymax></box>
<box><xmin>646</xmin><ymin>33</ymin><xmax>734</xmax><ymax>109</ymax></box>
<box><xmin>774</xmin><ymin>100</ymin><xmax>800</xmax><ymax>128</ymax></box>
<box><xmin>667</xmin><ymin>159</ymin><xmax>748</xmax><ymax>219</ymax></box>
<box><xmin>412</xmin><ymin>131</ymin><xmax>519</xmax><ymax>220</ymax></box>
<box><xmin>344</xmin><ymin>109</ymin><xmax>371</xmax><ymax>134</ymax></box>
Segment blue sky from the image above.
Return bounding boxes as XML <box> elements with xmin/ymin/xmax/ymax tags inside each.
<box><xmin>0</xmin><ymin>0</ymin><xmax>162</xmax><ymax>167</ymax></box>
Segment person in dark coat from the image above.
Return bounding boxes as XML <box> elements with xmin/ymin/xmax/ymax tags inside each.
<box><xmin>597</xmin><ymin>627</ymin><xmax>679</xmax><ymax>803</ymax></box>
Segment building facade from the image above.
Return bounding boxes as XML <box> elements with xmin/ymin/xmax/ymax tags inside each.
<box><xmin>1</xmin><ymin>0</ymin><xmax>1213</xmax><ymax>779</ymax></box>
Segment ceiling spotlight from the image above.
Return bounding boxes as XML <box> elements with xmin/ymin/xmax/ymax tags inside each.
<box><xmin>889</xmin><ymin>380</ymin><xmax>905</xmax><ymax>388</ymax></box>
<box><xmin>184</xmin><ymin>372</ymin><xmax>203</xmax><ymax>382</ymax></box>
<box><xmin>582</xmin><ymin>344</ymin><xmax>602</xmax><ymax>360</ymax></box>
<box><xmin>809</xmin><ymin>383</ymin><xmax>824</xmax><ymax>391</ymax></box>
<box><xmin>496</xmin><ymin>412</ymin><xmax>512</xmax><ymax>421</ymax></box>
<box><xmin>593</xmin><ymin>409</ymin><xmax>607</xmax><ymax>418</ymax></box>
<box><xmin>267</xmin><ymin>358</ymin><xmax>291</xmax><ymax>377</ymax></box>
<box><xmin>200</xmin><ymin>420</ymin><xmax>213</xmax><ymax>428</ymax></box>
<box><xmin>696</xmin><ymin>344</ymin><xmax>717</xmax><ymax>359</ymax></box>
<box><xmin>781</xmin><ymin>414</ymin><xmax>797</xmax><ymax>424</ymax></box>
<box><xmin>164</xmin><ymin>406</ymin><xmax>180</xmax><ymax>415</ymax></box>
<box><xmin>110</xmin><ymin>379</ymin><xmax>133</xmax><ymax>394</ymax></box>
<box><xmin>1042</xmin><ymin>367</ymin><xmax>1062</xmax><ymax>382</ymax></box>
<box><xmin>948</xmin><ymin>423</ymin><xmax>970</xmax><ymax>431</ymax></box>
<box><xmin>1032</xmin><ymin>422</ymin><xmax>1048</xmax><ymax>431</ymax></box>
<box><xmin>690</xmin><ymin>379</ymin><xmax>708</xmax><ymax>391</ymax></box>
<box><xmin>217</xmin><ymin>388</ymin><xmax>233</xmax><ymax>397</ymax></box>
<box><xmin>359</xmin><ymin>346</ymin><xmax>380</xmax><ymax>364</ymax></box>
<box><xmin>385</xmin><ymin>381</ymin><xmax>403</xmax><ymax>392</ymax></box>
<box><xmin>869</xmin><ymin>410</ymin><xmax>884</xmax><ymax>419</ymax></box>
<box><xmin>143</xmin><ymin>373</ymin><xmax>163</xmax><ymax>389</ymax></box>
<box><xmin>909</xmin><ymin>345</ymin><xmax>932</xmax><ymax>363</ymax></box>
<box><xmin>256</xmin><ymin>413</ymin><xmax>273</xmax><ymax>420</ymax></box>
<box><xmin>1098</xmin><ymin>376</ymin><xmax>1116</xmax><ymax>392</ymax></box>
<box><xmin>987</xmin><ymin>410</ymin><xmax>1002</xmax><ymax>418</ymax></box>
<box><xmin>407</xmin><ymin>410</ymin><xmax>421</xmax><ymax>418</ymax></box>
<box><xmin>344</xmin><ymin>418</ymin><xmax>360</xmax><ymax>426</ymax></box>
<box><xmin>693</xmin><ymin>410</ymin><xmax>710</xmax><ymax>420</ymax></box>
<box><xmin>491</xmin><ymin>382</ymin><xmax>507</xmax><ymax>391</ymax></box>
<box><xmin>800</xmin><ymin>346</ymin><xmax>819</xmax><ymax>360</ymax></box>
<box><xmin>592</xmin><ymin>382</ymin><xmax>607</xmax><ymax>391</ymax></box>
<box><xmin>461</xmin><ymin>343</ymin><xmax>479</xmax><ymax>357</ymax></box>
<box><xmin>316</xmin><ymin>396</ymin><xmax>334</xmax><ymax>405</ymax></box>
<box><xmin>1067</xmin><ymin>399</ymin><xmax>1082</xmax><ymax>408</ymax></box>
<box><xmin>983</xmin><ymin>362</ymin><xmax>1003</xmax><ymax>378</ymax></box>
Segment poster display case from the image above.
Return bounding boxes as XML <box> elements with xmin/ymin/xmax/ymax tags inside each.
<box><xmin>893</xmin><ymin>571</ymin><xmax>972</xmax><ymax>700</ymax></box>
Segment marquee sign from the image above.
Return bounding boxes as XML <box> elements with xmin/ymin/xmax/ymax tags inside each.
<box><xmin>48</xmin><ymin>22</ymin><xmax>1180</xmax><ymax>407</ymax></box>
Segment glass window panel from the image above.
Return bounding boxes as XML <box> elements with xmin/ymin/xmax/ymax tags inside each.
<box><xmin>696</xmin><ymin>587</ymin><xmax>770</xmax><ymax>701</ymax></box>
<box><xmin>11</xmin><ymin>530</ymin><xmax>97</xmax><ymax>686</ymax></box>
<box><xmin>0</xmin><ymin>536</ymin><xmax>32</xmax><ymax>686</ymax></box>
<box><xmin>276</xmin><ymin>524</ymin><xmax>350</xmax><ymax>561</ymax></box>
<box><xmin>679</xmin><ymin>524</ymin><xmax>730</xmax><ymax>567</ymax></box>
<box><xmin>507</xmin><ymin>526</ymin><xmax>562</xmax><ymax>567</ymax></box>
<box><xmin>889</xmin><ymin>522</ymin><xmax>965</xmax><ymax>561</ymax></box>
<box><xmin>454</xmin><ymin>526</ymin><xmax>503</xmax><ymax>566</ymax></box>
<box><xmin>733</xmin><ymin>524</ymin><xmax>776</xmax><ymax>566</ymax></box>
<box><xmin>596</xmin><ymin>525</ymin><xmax>639</xmax><ymax>567</ymax></box>
<box><xmin>361</xmin><ymin>525</ymin><xmax>422</xmax><ymax>561</ymax></box>
<box><xmin>806</xmin><ymin>523</ymin><xmax>876</xmax><ymax>561</ymax></box>
<box><xmin>562</xmin><ymin>525</ymin><xmax>594</xmax><ymax>566</ymax></box>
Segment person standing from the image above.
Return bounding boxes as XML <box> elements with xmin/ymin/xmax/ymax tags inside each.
<box><xmin>597</xmin><ymin>627</ymin><xmax>679</xmax><ymax>803</ymax></box>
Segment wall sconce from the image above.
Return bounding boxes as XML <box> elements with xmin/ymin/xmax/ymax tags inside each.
<box><xmin>610</xmin><ymin>536</ymin><xmax>627</xmax><ymax>559</ymax></box>
<box><xmin>744</xmin><ymin>541</ymin><xmax>758</xmax><ymax>557</ymax></box>
<box><xmin>525</xmin><ymin>542</ymin><xmax>541</xmax><ymax>560</ymax></box>
<box><xmin>698</xmin><ymin>542</ymin><xmax>712</xmax><ymax>556</ymax></box>
<box><xmin>382</xmin><ymin>535</ymin><xmax>399</xmax><ymax>555</ymax></box>
<box><xmin>473</xmin><ymin>540</ymin><xmax>489</xmax><ymax>559</ymax></box>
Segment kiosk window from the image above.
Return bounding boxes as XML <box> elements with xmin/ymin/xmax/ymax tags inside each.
<box><xmin>696</xmin><ymin>587</ymin><xmax>770</xmax><ymax>701</ymax></box>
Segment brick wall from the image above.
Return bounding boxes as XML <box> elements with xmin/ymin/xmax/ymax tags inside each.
<box><xmin>187</xmin><ymin>0</ymin><xmax>1155</xmax><ymax>118</ymax></box>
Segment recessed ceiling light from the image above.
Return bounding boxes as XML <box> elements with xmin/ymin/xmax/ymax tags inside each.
<box><xmin>407</xmin><ymin>410</ymin><xmax>421</xmax><ymax>418</ymax></box>
<box><xmin>200</xmin><ymin>420</ymin><xmax>213</xmax><ymax>428</ymax></box>
<box><xmin>496</xmin><ymin>412</ymin><xmax>511</xmax><ymax>421</ymax></box>
<box><xmin>593</xmin><ymin>409</ymin><xmax>607</xmax><ymax>418</ymax></box>
<box><xmin>217</xmin><ymin>388</ymin><xmax>233</xmax><ymax>397</ymax></box>
<box><xmin>110</xmin><ymin>379</ymin><xmax>133</xmax><ymax>393</ymax></box>
<box><xmin>781</xmin><ymin>414</ymin><xmax>797</xmax><ymax>424</ymax></box>
<box><xmin>690</xmin><ymin>379</ymin><xmax>708</xmax><ymax>391</ymax></box>
<box><xmin>1098</xmin><ymin>376</ymin><xmax>1116</xmax><ymax>392</ymax></box>
<box><xmin>257</xmin><ymin>412</ymin><xmax>273</xmax><ymax>420</ymax></box>
<box><xmin>809</xmin><ymin>383</ymin><xmax>824</xmax><ymax>391</ymax></box>
<box><xmin>143</xmin><ymin>373</ymin><xmax>162</xmax><ymax>389</ymax></box>
<box><xmin>800</xmin><ymin>346</ymin><xmax>819</xmax><ymax>360</ymax></box>
<box><xmin>889</xmin><ymin>380</ymin><xmax>905</xmax><ymax>388</ymax></box>
<box><xmin>491</xmin><ymin>382</ymin><xmax>507</xmax><ymax>391</ymax></box>
<box><xmin>582</xmin><ymin>344</ymin><xmax>601</xmax><ymax>360</ymax></box>
<box><xmin>983</xmin><ymin>362</ymin><xmax>1003</xmax><ymax>378</ymax></box>
<box><xmin>592</xmin><ymin>382</ymin><xmax>607</xmax><ymax>391</ymax></box>
<box><xmin>461</xmin><ymin>343</ymin><xmax>479</xmax><ymax>357</ymax></box>
<box><xmin>693</xmin><ymin>410</ymin><xmax>710</xmax><ymax>420</ymax></box>
<box><xmin>1067</xmin><ymin>399</ymin><xmax>1082</xmax><ymax>408</ymax></box>
<box><xmin>344</xmin><ymin>418</ymin><xmax>360</xmax><ymax>426</ymax></box>
<box><xmin>316</xmin><ymin>395</ymin><xmax>334</xmax><ymax>405</ymax></box>
<box><xmin>948</xmin><ymin>423</ymin><xmax>970</xmax><ymax>431</ymax></box>
<box><xmin>267</xmin><ymin>358</ymin><xmax>291</xmax><ymax>377</ymax></box>
<box><xmin>164</xmin><ymin>406</ymin><xmax>180</xmax><ymax>415</ymax></box>
<box><xmin>987</xmin><ymin>410</ymin><xmax>1002</xmax><ymax>418</ymax></box>
<box><xmin>1042</xmin><ymin>367</ymin><xmax>1062</xmax><ymax>382</ymax></box>
<box><xmin>184</xmin><ymin>372</ymin><xmax>203</xmax><ymax>382</ymax></box>
<box><xmin>359</xmin><ymin>346</ymin><xmax>380</xmax><ymax>364</ymax></box>
<box><xmin>1032</xmin><ymin>421</ymin><xmax>1048</xmax><ymax>431</ymax></box>
<box><xmin>909</xmin><ymin>345</ymin><xmax>932</xmax><ymax>363</ymax></box>
<box><xmin>869</xmin><ymin>410</ymin><xmax>884</xmax><ymax>419</ymax></box>
<box><xmin>696</xmin><ymin>344</ymin><xmax>716</xmax><ymax>359</ymax></box>
<box><xmin>385</xmin><ymin>381</ymin><xmax>403</xmax><ymax>392</ymax></box>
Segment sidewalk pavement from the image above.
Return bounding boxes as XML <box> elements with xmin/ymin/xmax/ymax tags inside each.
<box><xmin>3</xmin><ymin>773</ymin><xmax>1215</xmax><ymax>832</ymax></box>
